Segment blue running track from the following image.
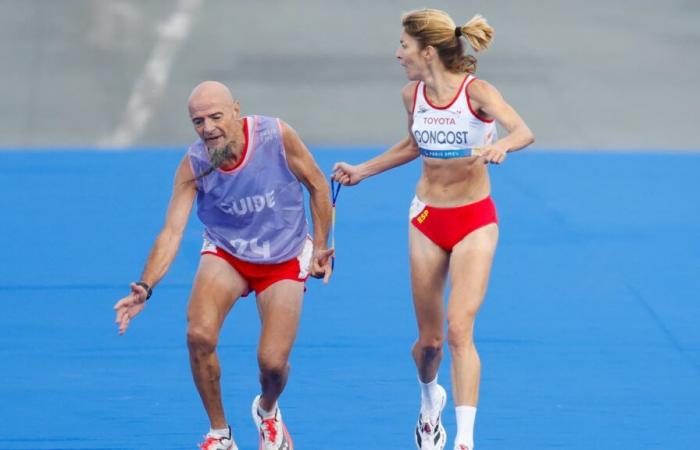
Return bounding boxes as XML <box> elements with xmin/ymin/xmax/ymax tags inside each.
<box><xmin>0</xmin><ymin>149</ymin><xmax>698</xmax><ymax>449</ymax></box>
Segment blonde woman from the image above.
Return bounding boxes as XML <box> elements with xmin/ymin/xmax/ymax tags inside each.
<box><xmin>333</xmin><ymin>9</ymin><xmax>534</xmax><ymax>450</ymax></box>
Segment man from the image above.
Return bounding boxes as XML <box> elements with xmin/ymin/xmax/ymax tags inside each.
<box><xmin>113</xmin><ymin>81</ymin><xmax>333</xmax><ymax>450</ymax></box>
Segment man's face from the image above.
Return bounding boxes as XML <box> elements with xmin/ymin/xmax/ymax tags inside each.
<box><xmin>189</xmin><ymin>97</ymin><xmax>241</xmax><ymax>164</ymax></box>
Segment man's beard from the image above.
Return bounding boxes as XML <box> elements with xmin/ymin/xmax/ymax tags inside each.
<box><xmin>207</xmin><ymin>143</ymin><xmax>234</xmax><ymax>169</ymax></box>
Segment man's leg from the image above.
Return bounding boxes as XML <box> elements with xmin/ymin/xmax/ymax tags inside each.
<box><xmin>187</xmin><ymin>254</ymin><xmax>248</xmax><ymax>429</ymax></box>
<box><xmin>254</xmin><ymin>279</ymin><xmax>305</xmax><ymax>411</ymax></box>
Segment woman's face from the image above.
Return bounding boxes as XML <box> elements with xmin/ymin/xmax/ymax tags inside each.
<box><xmin>396</xmin><ymin>30</ymin><xmax>426</xmax><ymax>81</ymax></box>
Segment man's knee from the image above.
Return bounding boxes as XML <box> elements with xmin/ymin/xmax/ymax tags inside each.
<box><xmin>258</xmin><ymin>352</ymin><xmax>289</xmax><ymax>379</ymax></box>
<box><xmin>187</xmin><ymin>324</ymin><xmax>218</xmax><ymax>353</ymax></box>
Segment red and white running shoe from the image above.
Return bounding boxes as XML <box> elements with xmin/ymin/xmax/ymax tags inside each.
<box><xmin>251</xmin><ymin>395</ymin><xmax>294</xmax><ymax>450</ymax></box>
<box><xmin>198</xmin><ymin>425</ymin><xmax>237</xmax><ymax>450</ymax></box>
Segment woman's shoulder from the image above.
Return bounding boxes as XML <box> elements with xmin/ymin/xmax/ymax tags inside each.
<box><xmin>465</xmin><ymin>76</ymin><xmax>499</xmax><ymax>100</ymax></box>
<box><xmin>401</xmin><ymin>81</ymin><xmax>421</xmax><ymax>112</ymax></box>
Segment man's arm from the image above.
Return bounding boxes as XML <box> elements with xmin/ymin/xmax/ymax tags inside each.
<box><xmin>114</xmin><ymin>155</ymin><xmax>197</xmax><ymax>334</ymax></box>
<box><xmin>280</xmin><ymin>121</ymin><xmax>334</xmax><ymax>282</ymax></box>
<box><xmin>139</xmin><ymin>156</ymin><xmax>198</xmax><ymax>288</ymax></box>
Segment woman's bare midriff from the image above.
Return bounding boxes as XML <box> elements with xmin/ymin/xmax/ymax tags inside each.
<box><xmin>416</xmin><ymin>156</ymin><xmax>491</xmax><ymax>207</ymax></box>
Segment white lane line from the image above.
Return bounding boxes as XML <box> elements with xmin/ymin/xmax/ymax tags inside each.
<box><xmin>99</xmin><ymin>0</ymin><xmax>204</xmax><ymax>148</ymax></box>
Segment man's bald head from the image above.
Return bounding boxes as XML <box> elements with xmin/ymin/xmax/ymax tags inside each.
<box><xmin>188</xmin><ymin>81</ymin><xmax>236</xmax><ymax>114</ymax></box>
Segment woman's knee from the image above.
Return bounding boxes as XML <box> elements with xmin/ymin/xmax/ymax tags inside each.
<box><xmin>413</xmin><ymin>334</ymin><xmax>444</xmax><ymax>358</ymax></box>
<box><xmin>447</xmin><ymin>316</ymin><xmax>475</xmax><ymax>350</ymax></box>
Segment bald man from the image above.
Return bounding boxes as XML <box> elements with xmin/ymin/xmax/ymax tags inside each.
<box><xmin>113</xmin><ymin>81</ymin><xmax>333</xmax><ymax>450</ymax></box>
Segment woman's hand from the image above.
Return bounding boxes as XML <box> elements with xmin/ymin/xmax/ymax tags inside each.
<box><xmin>332</xmin><ymin>162</ymin><xmax>365</xmax><ymax>186</ymax></box>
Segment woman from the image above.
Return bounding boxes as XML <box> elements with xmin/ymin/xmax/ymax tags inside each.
<box><xmin>333</xmin><ymin>9</ymin><xmax>534</xmax><ymax>450</ymax></box>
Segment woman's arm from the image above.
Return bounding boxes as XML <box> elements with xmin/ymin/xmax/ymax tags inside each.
<box><xmin>468</xmin><ymin>79</ymin><xmax>535</xmax><ymax>164</ymax></box>
<box><xmin>333</xmin><ymin>82</ymin><xmax>421</xmax><ymax>185</ymax></box>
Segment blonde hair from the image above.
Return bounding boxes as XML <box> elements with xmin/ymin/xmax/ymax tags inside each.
<box><xmin>401</xmin><ymin>9</ymin><xmax>494</xmax><ymax>74</ymax></box>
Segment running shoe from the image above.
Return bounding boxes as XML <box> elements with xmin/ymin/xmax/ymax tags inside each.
<box><xmin>198</xmin><ymin>425</ymin><xmax>237</xmax><ymax>450</ymax></box>
<box><xmin>415</xmin><ymin>384</ymin><xmax>447</xmax><ymax>450</ymax></box>
<box><xmin>251</xmin><ymin>395</ymin><xmax>294</xmax><ymax>450</ymax></box>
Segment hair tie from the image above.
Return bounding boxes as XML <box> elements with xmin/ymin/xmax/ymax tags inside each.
<box><xmin>454</xmin><ymin>26</ymin><xmax>462</xmax><ymax>37</ymax></box>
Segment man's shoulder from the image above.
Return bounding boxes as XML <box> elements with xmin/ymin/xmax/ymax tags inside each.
<box><xmin>249</xmin><ymin>115</ymin><xmax>286</xmax><ymax>144</ymax></box>
<box><xmin>186</xmin><ymin>139</ymin><xmax>207</xmax><ymax>163</ymax></box>
<box><xmin>186</xmin><ymin>138</ymin><xmax>205</xmax><ymax>152</ymax></box>
<box><xmin>249</xmin><ymin>115</ymin><xmax>281</xmax><ymax>128</ymax></box>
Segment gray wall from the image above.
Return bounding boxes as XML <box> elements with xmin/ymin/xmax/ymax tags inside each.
<box><xmin>2</xmin><ymin>0</ymin><xmax>699</xmax><ymax>149</ymax></box>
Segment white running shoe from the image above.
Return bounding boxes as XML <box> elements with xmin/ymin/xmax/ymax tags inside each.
<box><xmin>415</xmin><ymin>384</ymin><xmax>447</xmax><ymax>450</ymax></box>
<box><xmin>198</xmin><ymin>425</ymin><xmax>238</xmax><ymax>450</ymax></box>
<box><xmin>251</xmin><ymin>395</ymin><xmax>294</xmax><ymax>450</ymax></box>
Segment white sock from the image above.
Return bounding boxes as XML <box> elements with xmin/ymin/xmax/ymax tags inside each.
<box><xmin>455</xmin><ymin>406</ymin><xmax>476</xmax><ymax>449</ymax></box>
<box><xmin>209</xmin><ymin>425</ymin><xmax>230</xmax><ymax>438</ymax></box>
<box><xmin>419</xmin><ymin>374</ymin><xmax>440</xmax><ymax>412</ymax></box>
<box><xmin>258</xmin><ymin>401</ymin><xmax>278</xmax><ymax>419</ymax></box>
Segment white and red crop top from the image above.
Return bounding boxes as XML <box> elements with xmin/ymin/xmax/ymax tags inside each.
<box><xmin>411</xmin><ymin>75</ymin><xmax>497</xmax><ymax>159</ymax></box>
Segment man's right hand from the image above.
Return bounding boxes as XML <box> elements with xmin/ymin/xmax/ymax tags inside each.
<box><xmin>113</xmin><ymin>283</ymin><xmax>149</xmax><ymax>335</ymax></box>
<box><xmin>332</xmin><ymin>162</ymin><xmax>363</xmax><ymax>186</ymax></box>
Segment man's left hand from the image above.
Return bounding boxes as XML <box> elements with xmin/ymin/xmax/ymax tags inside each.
<box><xmin>310</xmin><ymin>248</ymin><xmax>334</xmax><ymax>284</ymax></box>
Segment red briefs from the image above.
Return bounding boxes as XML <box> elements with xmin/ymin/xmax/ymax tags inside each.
<box><xmin>410</xmin><ymin>196</ymin><xmax>498</xmax><ymax>251</ymax></box>
<box><xmin>201</xmin><ymin>238</ymin><xmax>312</xmax><ymax>295</ymax></box>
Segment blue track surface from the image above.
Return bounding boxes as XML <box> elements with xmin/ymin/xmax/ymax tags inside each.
<box><xmin>1</xmin><ymin>149</ymin><xmax>699</xmax><ymax>449</ymax></box>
